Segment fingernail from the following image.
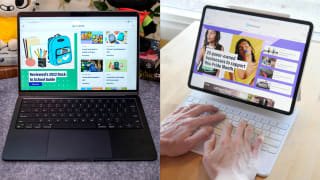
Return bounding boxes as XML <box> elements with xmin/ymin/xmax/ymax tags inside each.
<box><xmin>258</xmin><ymin>134</ymin><xmax>264</xmax><ymax>141</ymax></box>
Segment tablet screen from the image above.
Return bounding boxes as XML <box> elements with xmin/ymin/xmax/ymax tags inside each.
<box><xmin>189</xmin><ymin>6</ymin><xmax>313</xmax><ymax>114</ymax></box>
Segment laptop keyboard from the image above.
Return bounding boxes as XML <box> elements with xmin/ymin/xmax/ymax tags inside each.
<box><xmin>183</xmin><ymin>95</ymin><xmax>290</xmax><ymax>155</ymax></box>
<box><xmin>16</xmin><ymin>98</ymin><xmax>143</xmax><ymax>129</ymax></box>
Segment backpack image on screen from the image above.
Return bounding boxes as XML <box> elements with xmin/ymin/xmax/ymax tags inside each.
<box><xmin>48</xmin><ymin>34</ymin><xmax>72</xmax><ymax>65</ymax></box>
<box><xmin>117</xmin><ymin>32</ymin><xmax>125</xmax><ymax>41</ymax></box>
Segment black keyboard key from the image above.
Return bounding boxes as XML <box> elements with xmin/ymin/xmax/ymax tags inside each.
<box><xmin>25</xmin><ymin>123</ymin><xmax>33</xmax><ymax>129</ymax></box>
<box><xmin>97</xmin><ymin>123</ymin><xmax>107</xmax><ymax>128</ymax></box>
<box><xmin>42</xmin><ymin>123</ymin><xmax>52</xmax><ymax>129</ymax></box>
<box><xmin>63</xmin><ymin>118</ymin><xmax>71</xmax><ymax>123</ymax></box>
<box><xmin>33</xmin><ymin>123</ymin><xmax>41</xmax><ymax>129</ymax></box>
<box><xmin>80</xmin><ymin>118</ymin><xmax>87</xmax><ymax>123</ymax></box>
<box><xmin>19</xmin><ymin>113</ymin><xmax>33</xmax><ymax>118</ymax></box>
<box><xmin>17</xmin><ymin>117</ymin><xmax>34</xmax><ymax>123</ymax></box>
<box><xmin>16</xmin><ymin>123</ymin><xmax>24</xmax><ymax>129</ymax></box>
<box><xmin>20</xmin><ymin>107</ymin><xmax>32</xmax><ymax>113</ymax></box>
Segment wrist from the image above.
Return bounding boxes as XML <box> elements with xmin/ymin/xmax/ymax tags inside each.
<box><xmin>214</xmin><ymin>170</ymin><xmax>250</xmax><ymax>180</ymax></box>
<box><xmin>160</xmin><ymin>137</ymin><xmax>171</xmax><ymax>156</ymax></box>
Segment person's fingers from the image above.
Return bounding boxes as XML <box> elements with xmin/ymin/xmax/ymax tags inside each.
<box><xmin>188</xmin><ymin>104</ymin><xmax>200</xmax><ymax>109</ymax></box>
<box><xmin>185</xmin><ymin>104</ymin><xmax>219</xmax><ymax>117</ymax></box>
<box><xmin>220</xmin><ymin>122</ymin><xmax>233</xmax><ymax>142</ymax></box>
<box><xmin>180</xmin><ymin>104</ymin><xmax>200</xmax><ymax>113</ymax></box>
<box><xmin>181</xmin><ymin>106</ymin><xmax>191</xmax><ymax>113</ymax></box>
<box><xmin>244</xmin><ymin>124</ymin><xmax>254</xmax><ymax>144</ymax></box>
<box><xmin>252</xmin><ymin>134</ymin><xmax>264</xmax><ymax>158</ymax></box>
<box><xmin>189</xmin><ymin>113</ymin><xmax>226</xmax><ymax>129</ymax></box>
<box><xmin>171</xmin><ymin>106</ymin><xmax>185</xmax><ymax>115</ymax></box>
<box><xmin>185</xmin><ymin>126</ymin><xmax>213</xmax><ymax>149</ymax></box>
<box><xmin>234</xmin><ymin>120</ymin><xmax>247</xmax><ymax>141</ymax></box>
<box><xmin>204</xmin><ymin>134</ymin><xmax>216</xmax><ymax>155</ymax></box>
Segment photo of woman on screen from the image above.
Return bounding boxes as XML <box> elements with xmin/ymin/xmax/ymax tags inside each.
<box><xmin>196</xmin><ymin>30</ymin><xmax>224</xmax><ymax>76</ymax></box>
<box><xmin>224</xmin><ymin>38</ymin><xmax>258</xmax><ymax>85</ymax></box>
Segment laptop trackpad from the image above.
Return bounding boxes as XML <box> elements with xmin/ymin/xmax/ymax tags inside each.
<box><xmin>47</xmin><ymin>130</ymin><xmax>112</xmax><ymax>160</ymax></box>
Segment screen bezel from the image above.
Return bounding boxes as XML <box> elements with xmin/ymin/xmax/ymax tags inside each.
<box><xmin>18</xmin><ymin>11</ymin><xmax>140</xmax><ymax>94</ymax></box>
<box><xmin>187</xmin><ymin>5</ymin><xmax>313</xmax><ymax>115</ymax></box>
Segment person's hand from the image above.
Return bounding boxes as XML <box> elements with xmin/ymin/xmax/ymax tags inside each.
<box><xmin>160</xmin><ymin>104</ymin><xmax>226</xmax><ymax>157</ymax></box>
<box><xmin>202</xmin><ymin>120</ymin><xmax>264</xmax><ymax>180</ymax></box>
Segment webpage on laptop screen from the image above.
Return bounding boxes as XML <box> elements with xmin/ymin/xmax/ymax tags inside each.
<box><xmin>19</xmin><ymin>17</ymin><xmax>137</xmax><ymax>91</ymax></box>
<box><xmin>190</xmin><ymin>9</ymin><xmax>310</xmax><ymax>112</ymax></box>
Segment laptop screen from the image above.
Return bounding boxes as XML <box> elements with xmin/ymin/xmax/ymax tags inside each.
<box><xmin>19</xmin><ymin>15</ymin><xmax>138</xmax><ymax>91</ymax></box>
<box><xmin>189</xmin><ymin>7</ymin><xmax>312</xmax><ymax>114</ymax></box>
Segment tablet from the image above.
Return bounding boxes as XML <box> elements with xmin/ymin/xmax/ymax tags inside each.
<box><xmin>188</xmin><ymin>5</ymin><xmax>313</xmax><ymax>115</ymax></box>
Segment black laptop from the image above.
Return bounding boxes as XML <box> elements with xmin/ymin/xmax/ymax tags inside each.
<box><xmin>2</xmin><ymin>11</ymin><xmax>157</xmax><ymax>161</ymax></box>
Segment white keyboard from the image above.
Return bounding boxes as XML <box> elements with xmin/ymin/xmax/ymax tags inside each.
<box><xmin>179</xmin><ymin>91</ymin><xmax>298</xmax><ymax>177</ymax></box>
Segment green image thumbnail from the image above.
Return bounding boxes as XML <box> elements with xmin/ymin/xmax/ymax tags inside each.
<box><xmin>105</xmin><ymin>60</ymin><xmax>127</xmax><ymax>72</ymax></box>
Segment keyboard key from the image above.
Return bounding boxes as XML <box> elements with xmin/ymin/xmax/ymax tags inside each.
<box><xmin>255</xmin><ymin>122</ymin><xmax>263</xmax><ymax>129</ymax></box>
<box><xmin>260</xmin><ymin>118</ymin><xmax>268</xmax><ymax>124</ymax></box>
<box><xmin>19</xmin><ymin>113</ymin><xmax>33</xmax><ymax>118</ymax></box>
<box><xmin>254</xmin><ymin>116</ymin><xmax>262</xmax><ymax>122</ymax></box>
<box><xmin>227</xmin><ymin>114</ymin><xmax>234</xmax><ymax>120</ymax></box>
<box><xmin>278</xmin><ymin>129</ymin><xmax>286</xmax><ymax>136</ymax></box>
<box><xmin>225</xmin><ymin>108</ymin><xmax>233</xmax><ymax>113</ymax></box>
<box><xmin>16</xmin><ymin>123</ymin><xmax>24</xmax><ymax>129</ymax></box>
<box><xmin>33</xmin><ymin>123</ymin><xmax>41</xmax><ymax>128</ymax></box>
<box><xmin>262</xmin><ymin>144</ymin><xmax>278</xmax><ymax>154</ymax></box>
<box><xmin>277</xmin><ymin>122</ymin><xmax>289</xmax><ymax>130</ymax></box>
<box><xmin>247</xmin><ymin>113</ymin><xmax>255</xmax><ymax>119</ymax></box>
<box><xmin>42</xmin><ymin>123</ymin><xmax>52</xmax><ymax>129</ymax></box>
<box><xmin>20</xmin><ymin>107</ymin><xmax>31</xmax><ymax>113</ymax></box>
<box><xmin>232</xmin><ymin>121</ymin><xmax>239</xmax><ymax>127</ymax></box>
<box><xmin>269</xmin><ymin>120</ymin><xmax>277</xmax><ymax>126</ymax></box>
<box><xmin>262</xmin><ymin>124</ymin><xmax>271</xmax><ymax>131</ymax></box>
<box><xmin>270</xmin><ymin>128</ymin><xmax>278</xmax><ymax>134</ymax></box>
<box><xmin>97</xmin><ymin>123</ymin><xmax>107</xmax><ymax>128</ymax></box>
<box><xmin>264</xmin><ymin>137</ymin><xmax>281</xmax><ymax>148</ymax></box>
<box><xmin>231</xmin><ymin>109</ymin><xmax>241</xmax><ymax>115</ymax></box>
<box><xmin>233</xmin><ymin>116</ymin><xmax>240</xmax><ymax>121</ymax></box>
<box><xmin>239</xmin><ymin>111</ymin><xmax>247</xmax><ymax>117</ymax></box>
<box><xmin>248</xmin><ymin>120</ymin><xmax>255</xmax><ymax>125</ymax></box>
<box><xmin>270</xmin><ymin>133</ymin><xmax>283</xmax><ymax>141</ymax></box>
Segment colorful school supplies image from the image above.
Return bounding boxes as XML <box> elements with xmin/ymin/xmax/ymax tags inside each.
<box><xmin>23</xmin><ymin>37</ymin><xmax>40</xmax><ymax>58</ymax></box>
<box><xmin>34</xmin><ymin>48</ymin><xmax>47</xmax><ymax>67</ymax></box>
<box><xmin>34</xmin><ymin>48</ymin><xmax>47</xmax><ymax>59</ymax></box>
<box><xmin>38</xmin><ymin>58</ymin><xmax>46</xmax><ymax>67</ymax></box>
<box><xmin>114</xmin><ymin>61</ymin><xmax>120</xmax><ymax>70</ymax></box>
<box><xmin>25</xmin><ymin>58</ymin><xmax>35</xmax><ymax>67</ymax></box>
<box><xmin>108</xmin><ymin>33</ymin><xmax>116</xmax><ymax>43</ymax></box>
<box><xmin>118</xmin><ymin>32</ymin><xmax>125</xmax><ymax>41</ymax></box>
<box><xmin>81</xmin><ymin>31</ymin><xmax>103</xmax><ymax>44</ymax></box>
<box><xmin>48</xmin><ymin>34</ymin><xmax>72</xmax><ymax>65</ymax></box>
<box><xmin>105</xmin><ymin>31</ymin><xmax>128</xmax><ymax>44</ymax></box>
<box><xmin>106</xmin><ymin>60</ymin><xmax>127</xmax><ymax>72</ymax></box>
<box><xmin>23</xmin><ymin>37</ymin><xmax>40</xmax><ymax>67</ymax></box>
<box><xmin>81</xmin><ymin>60</ymin><xmax>103</xmax><ymax>72</ymax></box>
